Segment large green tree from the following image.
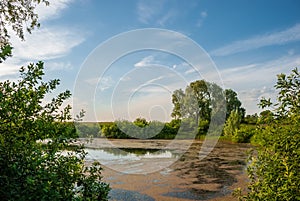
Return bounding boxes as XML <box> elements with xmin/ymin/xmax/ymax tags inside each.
<box><xmin>171</xmin><ymin>80</ymin><xmax>226</xmax><ymax>135</ymax></box>
<box><xmin>172</xmin><ymin>81</ymin><xmax>244</xmax><ymax>123</ymax></box>
<box><xmin>171</xmin><ymin>80</ymin><xmax>211</xmax><ymax>123</ymax></box>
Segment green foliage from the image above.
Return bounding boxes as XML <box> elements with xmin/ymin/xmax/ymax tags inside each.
<box><xmin>171</xmin><ymin>80</ymin><xmax>228</xmax><ymax>135</ymax></box>
<box><xmin>100</xmin><ymin>119</ymin><xmax>181</xmax><ymax>139</ymax></box>
<box><xmin>0</xmin><ymin>62</ymin><xmax>109</xmax><ymax>200</ymax></box>
<box><xmin>223</xmin><ymin>110</ymin><xmax>241</xmax><ymax>137</ymax></box>
<box><xmin>231</xmin><ymin>124</ymin><xmax>256</xmax><ymax>143</ymax></box>
<box><xmin>133</xmin><ymin>117</ymin><xmax>149</xmax><ymax>127</ymax></box>
<box><xmin>225</xmin><ymin>89</ymin><xmax>245</xmax><ymax>120</ymax></box>
<box><xmin>76</xmin><ymin>122</ymin><xmax>101</xmax><ymax>138</ymax></box>
<box><xmin>243</xmin><ymin>113</ymin><xmax>258</xmax><ymax>125</ymax></box>
<box><xmin>0</xmin><ymin>0</ymin><xmax>49</xmax><ymax>47</ymax></box>
<box><xmin>197</xmin><ymin>119</ymin><xmax>210</xmax><ymax>136</ymax></box>
<box><xmin>0</xmin><ymin>44</ymin><xmax>12</xmax><ymax>63</ymax></box>
<box><xmin>237</xmin><ymin>68</ymin><xmax>300</xmax><ymax>200</ymax></box>
<box><xmin>258</xmin><ymin>110</ymin><xmax>274</xmax><ymax>124</ymax></box>
<box><xmin>171</xmin><ymin>89</ymin><xmax>184</xmax><ymax>120</ymax></box>
<box><xmin>101</xmin><ymin>122</ymin><xmax>128</xmax><ymax>139</ymax></box>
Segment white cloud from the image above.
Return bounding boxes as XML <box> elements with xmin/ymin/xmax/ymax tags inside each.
<box><xmin>45</xmin><ymin>61</ymin><xmax>72</xmax><ymax>71</ymax></box>
<box><xmin>0</xmin><ymin>61</ymin><xmax>20</xmax><ymax>79</ymax></box>
<box><xmin>218</xmin><ymin>54</ymin><xmax>300</xmax><ymax>114</ymax></box>
<box><xmin>11</xmin><ymin>27</ymin><xmax>85</xmax><ymax>61</ymax></box>
<box><xmin>85</xmin><ymin>76</ymin><xmax>114</xmax><ymax>92</ymax></box>
<box><xmin>0</xmin><ymin>0</ymin><xmax>84</xmax><ymax>77</ymax></box>
<box><xmin>36</xmin><ymin>0</ymin><xmax>74</xmax><ymax>22</ymax></box>
<box><xmin>98</xmin><ymin>76</ymin><xmax>114</xmax><ymax>91</ymax></box>
<box><xmin>211</xmin><ymin>23</ymin><xmax>300</xmax><ymax>56</ymax></box>
<box><xmin>134</xmin><ymin>56</ymin><xmax>154</xmax><ymax>67</ymax></box>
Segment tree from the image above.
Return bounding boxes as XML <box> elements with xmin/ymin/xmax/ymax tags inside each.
<box><xmin>171</xmin><ymin>89</ymin><xmax>184</xmax><ymax>120</ymax></box>
<box><xmin>223</xmin><ymin>110</ymin><xmax>241</xmax><ymax>137</ymax></box>
<box><xmin>0</xmin><ymin>62</ymin><xmax>110</xmax><ymax>200</ymax></box>
<box><xmin>133</xmin><ymin>117</ymin><xmax>149</xmax><ymax>127</ymax></box>
<box><xmin>225</xmin><ymin>89</ymin><xmax>245</xmax><ymax>120</ymax></box>
<box><xmin>189</xmin><ymin>80</ymin><xmax>211</xmax><ymax>122</ymax></box>
<box><xmin>171</xmin><ymin>80</ymin><xmax>211</xmax><ymax>123</ymax></box>
<box><xmin>171</xmin><ymin>80</ymin><xmax>226</xmax><ymax>136</ymax></box>
<box><xmin>236</xmin><ymin>68</ymin><xmax>300</xmax><ymax>200</ymax></box>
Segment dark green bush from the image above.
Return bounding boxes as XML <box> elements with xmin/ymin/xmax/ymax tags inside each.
<box><xmin>232</xmin><ymin>124</ymin><xmax>256</xmax><ymax>143</ymax></box>
<box><xmin>0</xmin><ymin>62</ymin><xmax>110</xmax><ymax>200</ymax></box>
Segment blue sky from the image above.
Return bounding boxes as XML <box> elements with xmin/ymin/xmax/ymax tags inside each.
<box><xmin>1</xmin><ymin>0</ymin><xmax>300</xmax><ymax>122</ymax></box>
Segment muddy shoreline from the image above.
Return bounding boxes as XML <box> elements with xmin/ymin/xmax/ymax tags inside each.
<box><xmin>82</xmin><ymin>139</ymin><xmax>251</xmax><ymax>201</ymax></box>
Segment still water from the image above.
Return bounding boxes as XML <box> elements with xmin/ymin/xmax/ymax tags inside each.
<box><xmin>85</xmin><ymin>148</ymin><xmax>179</xmax><ymax>174</ymax></box>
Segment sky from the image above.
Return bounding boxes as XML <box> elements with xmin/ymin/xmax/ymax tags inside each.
<box><xmin>1</xmin><ymin>0</ymin><xmax>300</xmax><ymax>122</ymax></box>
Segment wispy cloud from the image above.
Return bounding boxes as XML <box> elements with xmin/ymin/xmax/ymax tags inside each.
<box><xmin>218</xmin><ymin>54</ymin><xmax>300</xmax><ymax>114</ymax></box>
<box><xmin>85</xmin><ymin>76</ymin><xmax>115</xmax><ymax>92</ymax></box>
<box><xmin>196</xmin><ymin>11</ymin><xmax>207</xmax><ymax>27</ymax></box>
<box><xmin>36</xmin><ymin>0</ymin><xmax>74</xmax><ymax>22</ymax></box>
<box><xmin>211</xmin><ymin>23</ymin><xmax>300</xmax><ymax>56</ymax></box>
<box><xmin>45</xmin><ymin>61</ymin><xmax>72</xmax><ymax>71</ymax></box>
<box><xmin>0</xmin><ymin>0</ymin><xmax>85</xmax><ymax>77</ymax></box>
<box><xmin>136</xmin><ymin>0</ymin><xmax>176</xmax><ymax>26</ymax></box>
<box><xmin>137</xmin><ymin>0</ymin><xmax>164</xmax><ymax>24</ymax></box>
<box><xmin>157</xmin><ymin>10</ymin><xmax>177</xmax><ymax>26</ymax></box>
<box><xmin>0</xmin><ymin>60</ymin><xmax>21</xmax><ymax>79</ymax></box>
<box><xmin>98</xmin><ymin>76</ymin><xmax>114</xmax><ymax>91</ymax></box>
<box><xmin>134</xmin><ymin>56</ymin><xmax>155</xmax><ymax>67</ymax></box>
<box><xmin>11</xmin><ymin>27</ymin><xmax>85</xmax><ymax>61</ymax></box>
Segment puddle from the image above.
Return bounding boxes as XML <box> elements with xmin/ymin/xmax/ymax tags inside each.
<box><xmin>85</xmin><ymin>147</ymin><xmax>180</xmax><ymax>174</ymax></box>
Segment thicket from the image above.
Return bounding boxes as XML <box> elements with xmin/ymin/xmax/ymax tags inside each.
<box><xmin>235</xmin><ymin>68</ymin><xmax>300</xmax><ymax>200</ymax></box>
<box><xmin>0</xmin><ymin>1</ymin><xmax>110</xmax><ymax>199</ymax></box>
<box><xmin>0</xmin><ymin>62</ymin><xmax>110</xmax><ymax>200</ymax></box>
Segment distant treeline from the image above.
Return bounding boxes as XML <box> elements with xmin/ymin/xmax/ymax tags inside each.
<box><xmin>76</xmin><ymin>119</ymin><xmax>180</xmax><ymax>139</ymax></box>
<box><xmin>74</xmin><ymin>113</ymin><xmax>261</xmax><ymax>141</ymax></box>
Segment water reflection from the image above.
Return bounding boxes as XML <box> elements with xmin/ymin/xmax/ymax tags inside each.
<box><xmin>85</xmin><ymin>148</ymin><xmax>179</xmax><ymax>174</ymax></box>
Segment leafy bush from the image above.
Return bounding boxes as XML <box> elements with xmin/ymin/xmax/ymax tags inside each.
<box><xmin>236</xmin><ymin>68</ymin><xmax>300</xmax><ymax>200</ymax></box>
<box><xmin>0</xmin><ymin>62</ymin><xmax>110</xmax><ymax>200</ymax></box>
<box><xmin>223</xmin><ymin>110</ymin><xmax>241</xmax><ymax>137</ymax></box>
<box><xmin>232</xmin><ymin>124</ymin><xmax>256</xmax><ymax>143</ymax></box>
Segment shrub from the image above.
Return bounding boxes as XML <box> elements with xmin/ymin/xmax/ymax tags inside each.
<box><xmin>223</xmin><ymin>110</ymin><xmax>241</xmax><ymax>137</ymax></box>
<box><xmin>232</xmin><ymin>124</ymin><xmax>256</xmax><ymax>143</ymax></box>
<box><xmin>236</xmin><ymin>68</ymin><xmax>300</xmax><ymax>200</ymax></box>
<box><xmin>0</xmin><ymin>62</ymin><xmax>110</xmax><ymax>200</ymax></box>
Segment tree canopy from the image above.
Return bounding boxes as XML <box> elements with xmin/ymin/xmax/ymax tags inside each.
<box><xmin>171</xmin><ymin>80</ymin><xmax>243</xmax><ymax>135</ymax></box>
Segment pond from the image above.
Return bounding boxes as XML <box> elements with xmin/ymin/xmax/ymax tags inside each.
<box><xmin>81</xmin><ymin>139</ymin><xmax>251</xmax><ymax>201</ymax></box>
